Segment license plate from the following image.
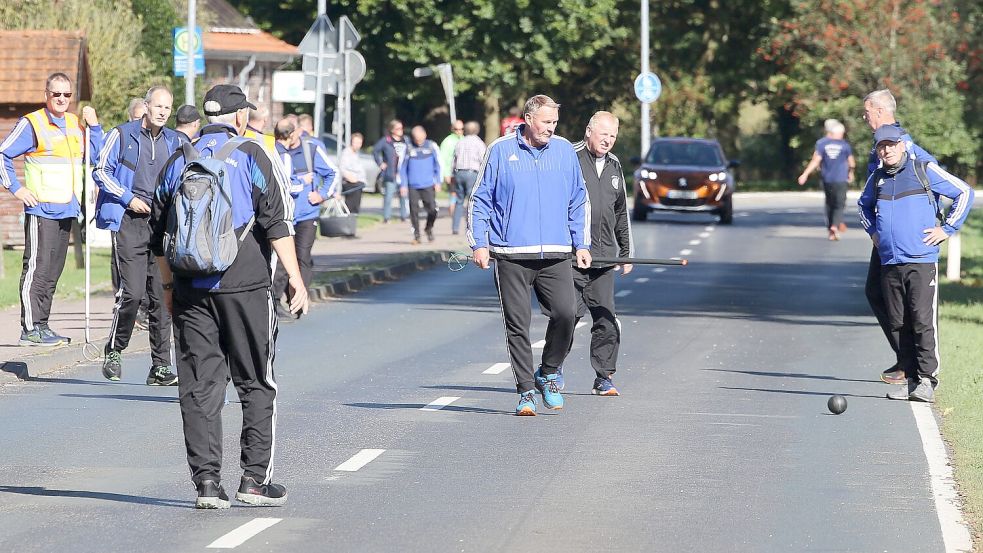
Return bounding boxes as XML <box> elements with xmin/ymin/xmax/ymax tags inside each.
<box><xmin>666</xmin><ymin>189</ymin><xmax>698</xmax><ymax>199</ymax></box>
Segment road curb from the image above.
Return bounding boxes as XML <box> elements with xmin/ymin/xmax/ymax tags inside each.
<box><xmin>0</xmin><ymin>250</ymin><xmax>453</xmax><ymax>385</ymax></box>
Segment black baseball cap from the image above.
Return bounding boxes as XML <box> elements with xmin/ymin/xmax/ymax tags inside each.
<box><xmin>175</xmin><ymin>104</ymin><xmax>201</xmax><ymax>125</ymax></box>
<box><xmin>873</xmin><ymin>124</ymin><xmax>904</xmax><ymax>145</ymax></box>
<box><xmin>202</xmin><ymin>84</ymin><xmax>256</xmax><ymax>116</ymax></box>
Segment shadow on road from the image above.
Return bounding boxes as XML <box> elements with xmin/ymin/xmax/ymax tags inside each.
<box><xmin>345</xmin><ymin>402</ymin><xmax>530</xmax><ymax>416</ymax></box>
<box><xmin>420</xmin><ymin>385</ymin><xmax>515</xmax><ymax>394</ymax></box>
<box><xmin>59</xmin><ymin>393</ymin><xmax>178</xmax><ymax>403</ymax></box>
<box><xmin>719</xmin><ymin>386</ymin><xmax>884</xmax><ymax>400</ymax></box>
<box><xmin>0</xmin><ymin>486</ymin><xmax>192</xmax><ymax>508</ymax></box>
<box><xmin>705</xmin><ymin>368</ymin><xmax>880</xmax><ymax>384</ymax></box>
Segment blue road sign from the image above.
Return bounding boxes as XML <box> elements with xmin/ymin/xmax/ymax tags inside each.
<box><xmin>634</xmin><ymin>72</ymin><xmax>662</xmax><ymax>104</ymax></box>
<box><xmin>173</xmin><ymin>27</ymin><xmax>204</xmax><ymax>77</ymax></box>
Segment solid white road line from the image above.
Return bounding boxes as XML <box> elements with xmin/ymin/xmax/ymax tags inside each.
<box><xmin>483</xmin><ymin>362</ymin><xmax>510</xmax><ymax>375</ymax></box>
<box><xmin>575</xmin><ymin>321</ymin><xmax>588</xmax><ymax>329</ymax></box>
<box><xmin>910</xmin><ymin>403</ymin><xmax>974</xmax><ymax>552</ymax></box>
<box><xmin>335</xmin><ymin>449</ymin><xmax>386</xmax><ymax>472</ymax></box>
<box><xmin>615</xmin><ymin>290</ymin><xmax>632</xmax><ymax>298</ymax></box>
<box><xmin>531</xmin><ymin>339</ymin><xmax>546</xmax><ymax>348</ymax></box>
<box><xmin>688</xmin><ymin>239</ymin><xmax>701</xmax><ymax>246</ymax></box>
<box><xmin>699</xmin><ymin>232</ymin><xmax>711</xmax><ymax>238</ymax></box>
<box><xmin>634</xmin><ymin>277</ymin><xmax>650</xmax><ymax>283</ymax></box>
<box><xmin>421</xmin><ymin>396</ymin><xmax>460</xmax><ymax>411</ymax></box>
<box><xmin>207</xmin><ymin>518</ymin><xmax>282</xmax><ymax>549</ymax></box>
<box><xmin>679</xmin><ymin>249</ymin><xmax>693</xmax><ymax>256</ymax></box>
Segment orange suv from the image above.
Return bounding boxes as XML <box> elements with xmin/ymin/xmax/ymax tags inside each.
<box><xmin>632</xmin><ymin>138</ymin><xmax>738</xmax><ymax>224</ymax></box>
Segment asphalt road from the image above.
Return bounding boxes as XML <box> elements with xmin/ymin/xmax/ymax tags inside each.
<box><xmin>0</xmin><ymin>193</ymin><xmax>951</xmax><ymax>552</ymax></box>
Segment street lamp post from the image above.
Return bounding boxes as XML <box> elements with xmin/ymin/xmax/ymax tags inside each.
<box><xmin>414</xmin><ymin>63</ymin><xmax>456</xmax><ymax>125</ymax></box>
<box><xmin>185</xmin><ymin>0</ymin><xmax>196</xmax><ymax>106</ymax></box>
<box><xmin>640</xmin><ymin>0</ymin><xmax>650</xmax><ymax>157</ymax></box>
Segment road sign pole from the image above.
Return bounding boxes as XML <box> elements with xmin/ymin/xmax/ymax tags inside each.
<box><xmin>185</xmin><ymin>0</ymin><xmax>196</xmax><ymax>106</ymax></box>
<box><xmin>640</xmin><ymin>0</ymin><xmax>650</xmax><ymax>157</ymax></box>
<box><xmin>313</xmin><ymin>0</ymin><xmax>326</xmax><ymax>136</ymax></box>
<box><xmin>336</xmin><ymin>20</ymin><xmax>346</xmax><ymax>167</ymax></box>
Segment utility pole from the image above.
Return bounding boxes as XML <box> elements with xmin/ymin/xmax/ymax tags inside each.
<box><xmin>185</xmin><ymin>0</ymin><xmax>196</xmax><ymax>106</ymax></box>
<box><xmin>640</xmin><ymin>0</ymin><xmax>650</xmax><ymax>157</ymax></box>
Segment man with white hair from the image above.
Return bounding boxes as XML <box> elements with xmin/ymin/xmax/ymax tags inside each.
<box><xmin>860</xmin><ymin>88</ymin><xmax>939</xmax><ymax>386</ymax></box>
<box><xmin>797</xmin><ymin>118</ymin><xmax>856</xmax><ymax>240</ymax></box>
<box><xmin>469</xmin><ymin>94</ymin><xmax>591</xmax><ymax>415</ymax></box>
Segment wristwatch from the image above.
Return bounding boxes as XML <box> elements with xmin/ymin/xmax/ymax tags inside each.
<box><xmin>162</xmin><ymin>282</ymin><xmax>174</xmax><ymax>291</ymax></box>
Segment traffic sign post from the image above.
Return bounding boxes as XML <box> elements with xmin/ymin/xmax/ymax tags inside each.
<box><xmin>173</xmin><ymin>26</ymin><xmax>204</xmax><ymax>78</ymax></box>
<box><xmin>634</xmin><ymin>72</ymin><xmax>662</xmax><ymax>104</ymax></box>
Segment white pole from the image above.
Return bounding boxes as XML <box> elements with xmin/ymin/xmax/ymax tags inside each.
<box><xmin>336</xmin><ymin>19</ymin><xmax>345</xmax><ymax>167</ymax></box>
<box><xmin>83</xmin><ymin>126</ymin><xmax>91</xmax><ymax>345</ymax></box>
<box><xmin>640</xmin><ymin>0</ymin><xmax>650</xmax><ymax>157</ymax></box>
<box><xmin>947</xmin><ymin>233</ymin><xmax>961</xmax><ymax>282</ymax></box>
<box><xmin>185</xmin><ymin>0</ymin><xmax>196</xmax><ymax>106</ymax></box>
<box><xmin>447</xmin><ymin>66</ymin><xmax>457</xmax><ymax>124</ymax></box>
<box><xmin>313</xmin><ymin>0</ymin><xmax>326</xmax><ymax>137</ymax></box>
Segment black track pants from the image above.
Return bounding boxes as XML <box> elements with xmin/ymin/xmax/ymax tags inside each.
<box><xmin>108</xmin><ymin>211</ymin><xmax>172</xmax><ymax>366</ymax></box>
<box><xmin>822</xmin><ymin>181</ymin><xmax>847</xmax><ymax>229</ymax></box>
<box><xmin>881</xmin><ymin>263</ymin><xmax>940</xmax><ymax>383</ymax></box>
<box><xmin>173</xmin><ymin>287</ymin><xmax>279</xmax><ymax>486</ymax></box>
<box><xmin>571</xmin><ymin>266</ymin><xmax>620</xmax><ymax>380</ymax></box>
<box><xmin>19</xmin><ymin>215</ymin><xmax>71</xmax><ymax>331</ymax></box>
<box><xmin>408</xmin><ymin>187</ymin><xmax>437</xmax><ymax>238</ymax></box>
<box><xmin>865</xmin><ymin>247</ymin><xmax>915</xmax><ymax>371</ymax></box>
<box><xmin>494</xmin><ymin>257</ymin><xmax>576</xmax><ymax>394</ymax></box>
<box><xmin>273</xmin><ymin>219</ymin><xmax>317</xmax><ymax>301</ymax></box>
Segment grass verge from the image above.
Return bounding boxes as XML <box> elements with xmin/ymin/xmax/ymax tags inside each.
<box><xmin>0</xmin><ymin>247</ymin><xmax>113</xmax><ymax>309</ymax></box>
<box><xmin>938</xmin><ymin>208</ymin><xmax>983</xmax><ymax>547</ymax></box>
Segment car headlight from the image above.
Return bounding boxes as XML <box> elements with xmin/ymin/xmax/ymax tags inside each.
<box><xmin>709</xmin><ymin>171</ymin><xmax>727</xmax><ymax>182</ymax></box>
<box><xmin>639</xmin><ymin>169</ymin><xmax>657</xmax><ymax>180</ymax></box>
<box><xmin>709</xmin><ymin>173</ymin><xmax>718</xmax><ymax>182</ymax></box>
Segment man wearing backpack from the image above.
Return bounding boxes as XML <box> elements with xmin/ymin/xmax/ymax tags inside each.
<box><xmin>271</xmin><ymin>113</ymin><xmax>338</xmax><ymax>321</ymax></box>
<box><xmin>93</xmin><ymin>85</ymin><xmax>180</xmax><ymax>385</ymax></box>
<box><xmin>151</xmin><ymin>84</ymin><xmax>309</xmax><ymax>509</ymax></box>
<box><xmin>859</xmin><ymin>125</ymin><xmax>974</xmax><ymax>403</ymax></box>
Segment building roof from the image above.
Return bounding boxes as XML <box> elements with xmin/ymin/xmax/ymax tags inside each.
<box><xmin>0</xmin><ymin>30</ymin><xmax>92</xmax><ymax>104</ymax></box>
<box><xmin>202</xmin><ymin>0</ymin><xmax>296</xmax><ymax>63</ymax></box>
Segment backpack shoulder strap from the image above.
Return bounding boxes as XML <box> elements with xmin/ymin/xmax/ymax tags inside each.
<box><xmin>213</xmin><ymin>135</ymin><xmax>251</xmax><ymax>162</ymax></box>
<box><xmin>301</xmin><ymin>136</ymin><xmax>314</xmax><ymax>173</ymax></box>
<box><xmin>181</xmin><ymin>140</ymin><xmax>200</xmax><ymax>164</ymax></box>
<box><xmin>913</xmin><ymin>161</ymin><xmax>943</xmax><ymax>223</ymax></box>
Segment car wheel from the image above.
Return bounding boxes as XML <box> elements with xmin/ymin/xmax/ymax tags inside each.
<box><xmin>718</xmin><ymin>196</ymin><xmax>734</xmax><ymax>225</ymax></box>
<box><xmin>632</xmin><ymin>189</ymin><xmax>649</xmax><ymax>221</ymax></box>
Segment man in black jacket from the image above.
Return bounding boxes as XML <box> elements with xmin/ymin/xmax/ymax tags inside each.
<box><xmin>570</xmin><ymin>111</ymin><xmax>633</xmax><ymax>396</ymax></box>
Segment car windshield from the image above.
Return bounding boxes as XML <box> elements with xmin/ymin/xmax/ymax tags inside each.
<box><xmin>646</xmin><ymin>142</ymin><xmax>723</xmax><ymax>167</ymax></box>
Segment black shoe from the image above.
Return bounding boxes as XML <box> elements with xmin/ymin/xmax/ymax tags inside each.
<box><xmin>275</xmin><ymin>302</ymin><xmax>295</xmax><ymax>324</ymax></box>
<box><xmin>881</xmin><ymin>364</ymin><xmax>906</xmax><ymax>385</ymax></box>
<box><xmin>147</xmin><ymin>365</ymin><xmax>178</xmax><ymax>386</ymax></box>
<box><xmin>196</xmin><ymin>480</ymin><xmax>230</xmax><ymax>509</ymax></box>
<box><xmin>426</xmin><ymin>229</ymin><xmax>435</xmax><ymax>242</ymax></box>
<box><xmin>38</xmin><ymin>323</ymin><xmax>71</xmax><ymax>344</ymax></box>
<box><xmin>102</xmin><ymin>350</ymin><xmax>122</xmax><ymax>381</ymax></box>
<box><xmin>236</xmin><ymin>476</ymin><xmax>287</xmax><ymax>506</ymax></box>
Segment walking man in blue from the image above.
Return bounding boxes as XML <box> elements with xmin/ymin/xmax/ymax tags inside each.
<box><xmin>469</xmin><ymin>94</ymin><xmax>591</xmax><ymax>416</ymax></box>
<box><xmin>859</xmin><ymin>125</ymin><xmax>973</xmax><ymax>403</ymax></box>
<box><xmin>400</xmin><ymin>125</ymin><xmax>441</xmax><ymax>244</ymax></box>
<box><xmin>797</xmin><ymin>119</ymin><xmax>856</xmax><ymax>240</ymax></box>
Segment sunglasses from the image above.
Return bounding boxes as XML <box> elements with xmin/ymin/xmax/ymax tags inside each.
<box><xmin>47</xmin><ymin>91</ymin><xmax>72</xmax><ymax>98</ymax></box>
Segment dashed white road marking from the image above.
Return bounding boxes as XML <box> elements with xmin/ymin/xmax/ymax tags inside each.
<box><xmin>207</xmin><ymin>518</ymin><xmax>282</xmax><ymax>549</ymax></box>
<box><xmin>335</xmin><ymin>449</ymin><xmax>386</xmax><ymax>472</ymax></box>
<box><xmin>910</xmin><ymin>403</ymin><xmax>974</xmax><ymax>552</ymax></box>
<box><xmin>679</xmin><ymin>249</ymin><xmax>693</xmax><ymax>256</ymax></box>
<box><xmin>704</xmin><ymin>226</ymin><xmax>715</xmax><ymax>232</ymax></box>
<box><xmin>615</xmin><ymin>290</ymin><xmax>632</xmax><ymax>298</ymax></box>
<box><xmin>699</xmin><ymin>232</ymin><xmax>711</xmax><ymax>238</ymax></box>
<box><xmin>688</xmin><ymin>239</ymin><xmax>701</xmax><ymax>246</ymax></box>
<box><xmin>653</xmin><ymin>268</ymin><xmax>666</xmax><ymax>273</ymax></box>
<box><xmin>483</xmin><ymin>362</ymin><xmax>510</xmax><ymax>375</ymax></box>
<box><xmin>421</xmin><ymin>396</ymin><xmax>460</xmax><ymax>411</ymax></box>
<box><xmin>531</xmin><ymin>340</ymin><xmax>546</xmax><ymax>348</ymax></box>
<box><xmin>575</xmin><ymin>321</ymin><xmax>588</xmax><ymax>329</ymax></box>
<box><xmin>634</xmin><ymin>277</ymin><xmax>650</xmax><ymax>283</ymax></box>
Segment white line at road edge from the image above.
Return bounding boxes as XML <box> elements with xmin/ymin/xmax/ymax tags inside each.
<box><xmin>531</xmin><ymin>340</ymin><xmax>546</xmax><ymax>348</ymax></box>
<box><xmin>910</xmin><ymin>403</ymin><xmax>973</xmax><ymax>552</ymax></box>
<box><xmin>421</xmin><ymin>396</ymin><xmax>460</xmax><ymax>411</ymax></box>
<box><xmin>483</xmin><ymin>362</ymin><xmax>510</xmax><ymax>374</ymax></box>
<box><xmin>575</xmin><ymin>321</ymin><xmax>587</xmax><ymax>329</ymax></box>
<box><xmin>335</xmin><ymin>449</ymin><xmax>386</xmax><ymax>472</ymax></box>
<box><xmin>615</xmin><ymin>290</ymin><xmax>632</xmax><ymax>298</ymax></box>
<box><xmin>207</xmin><ymin>518</ymin><xmax>282</xmax><ymax>549</ymax></box>
<box><xmin>635</xmin><ymin>277</ymin><xmax>650</xmax><ymax>283</ymax></box>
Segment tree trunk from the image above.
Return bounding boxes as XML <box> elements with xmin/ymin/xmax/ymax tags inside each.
<box><xmin>482</xmin><ymin>86</ymin><xmax>500</xmax><ymax>144</ymax></box>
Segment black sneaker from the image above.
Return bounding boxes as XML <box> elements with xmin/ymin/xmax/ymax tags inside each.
<box><xmin>38</xmin><ymin>323</ymin><xmax>71</xmax><ymax>344</ymax></box>
<box><xmin>102</xmin><ymin>350</ymin><xmax>122</xmax><ymax>381</ymax></box>
<box><xmin>426</xmin><ymin>229</ymin><xmax>435</xmax><ymax>242</ymax></box>
<box><xmin>18</xmin><ymin>328</ymin><xmax>63</xmax><ymax>347</ymax></box>
<box><xmin>236</xmin><ymin>476</ymin><xmax>287</xmax><ymax>506</ymax></box>
<box><xmin>147</xmin><ymin>365</ymin><xmax>178</xmax><ymax>386</ymax></box>
<box><xmin>196</xmin><ymin>480</ymin><xmax>230</xmax><ymax>509</ymax></box>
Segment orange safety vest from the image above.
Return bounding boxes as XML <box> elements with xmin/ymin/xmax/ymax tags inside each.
<box><xmin>23</xmin><ymin>108</ymin><xmax>84</xmax><ymax>204</ymax></box>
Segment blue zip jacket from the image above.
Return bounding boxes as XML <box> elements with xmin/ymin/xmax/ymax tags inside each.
<box><xmin>866</xmin><ymin>122</ymin><xmax>937</xmax><ymax>173</ymax></box>
<box><xmin>859</xmin><ymin>156</ymin><xmax>974</xmax><ymax>265</ymax></box>
<box><xmin>468</xmin><ymin>125</ymin><xmax>590</xmax><ymax>259</ymax></box>
<box><xmin>277</xmin><ymin>134</ymin><xmax>338</xmax><ymax>223</ymax></box>
<box><xmin>0</xmin><ymin>110</ymin><xmax>103</xmax><ymax>220</ymax></box>
<box><xmin>93</xmin><ymin>120</ymin><xmax>182</xmax><ymax>231</ymax></box>
<box><xmin>399</xmin><ymin>139</ymin><xmax>441</xmax><ymax>190</ymax></box>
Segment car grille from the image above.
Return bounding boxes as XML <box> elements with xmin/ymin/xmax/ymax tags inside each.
<box><xmin>660</xmin><ymin>197</ymin><xmax>709</xmax><ymax>207</ymax></box>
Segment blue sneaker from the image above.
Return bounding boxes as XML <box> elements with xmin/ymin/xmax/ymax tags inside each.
<box><xmin>516</xmin><ymin>391</ymin><xmax>537</xmax><ymax>416</ymax></box>
<box><xmin>534</xmin><ymin>366</ymin><xmax>565</xmax><ymax>391</ymax></box>
<box><xmin>592</xmin><ymin>377</ymin><xmax>620</xmax><ymax>396</ymax></box>
<box><xmin>18</xmin><ymin>328</ymin><xmax>63</xmax><ymax>347</ymax></box>
<box><xmin>540</xmin><ymin>373</ymin><xmax>564</xmax><ymax>410</ymax></box>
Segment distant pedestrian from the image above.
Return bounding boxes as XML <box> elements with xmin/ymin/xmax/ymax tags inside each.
<box><xmin>1</xmin><ymin>72</ymin><xmax>103</xmax><ymax>346</ymax></box>
<box><xmin>451</xmin><ymin>121</ymin><xmax>485</xmax><ymax>234</ymax></box>
<box><xmin>797</xmin><ymin>119</ymin><xmax>856</xmax><ymax>240</ymax></box>
<box><xmin>860</xmin><ymin>89</ymin><xmax>939</xmax><ymax>386</ymax></box>
<box><xmin>440</xmin><ymin>120</ymin><xmax>464</xmax><ymax>224</ymax></box>
<box><xmin>152</xmin><ymin>84</ymin><xmax>307</xmax><ymax>509</ymax></box>
<box><xmin>339</xmin><ymin>132</ymin><xmax>367</xmax><ymax>214</ymax></box>
<box><xmin>245</xmin><ymin>106</ymin><xmax>277</xmax><ymax>155</ymax></box>
<box><xmin>469</xmin><ymin>94</ymin><xmax>591</xmax><ymax>416</ymax></box>
<box><xmin>859</xmin><ymin>124</ymin><xmax>973</xmax><ymax>403</ymax></box>
<box><xmin>93</xmin><ymin>85</ymin><xmax>180</xmax><ymax>385</ymax></box>
<box><xmin>174</xmin><ymin>104</ymin><xmax>200</xmax><ymax>144</ymax></box>
<box><xmin>372</xmin><ymin>119</ymin><xmax>410</xmax><ymax>223</ymax></box>
<box><xmin>570</xmin><ymin>111</ymin><xmax>633</xmax><ymax>396</ymax></box>
<box><xmin>500</xmin><ymin>106</ymin><xmax>522</xmax><ymax>136</ymax></box>
<box><xmin>127</xmin><ymin>97</ymin><xmax>146</xmax><ymax>122</ymax></box>
<box><xmin>401</xmin><ymin>125</ymin><xmax>441</xmax><ymax>244</ymax></box>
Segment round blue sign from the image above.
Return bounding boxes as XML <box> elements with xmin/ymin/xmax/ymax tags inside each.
<box><xmin>634</xmin><ymin>72</ymin><xmax>662</xmax><ymax>104</ymax></box>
